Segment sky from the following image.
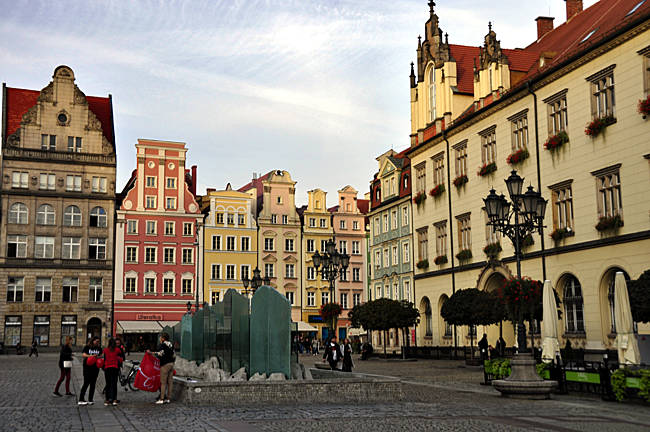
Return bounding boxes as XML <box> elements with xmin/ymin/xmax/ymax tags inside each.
<box><xmin>1</xmin><ymin>0</ymin><xmax>598</xmax><ymax>207</ymax></box>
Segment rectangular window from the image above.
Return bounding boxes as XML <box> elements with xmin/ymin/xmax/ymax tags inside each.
<box><xmin>285</xmin><ymin>239</ymin><xmax>294</xmax><ymax>252</ymax></box>
<box><xmin>306</xmin><ymin>239</ymin><xmax>315</xmax><ymax>253</ymax></box>
<box><xmin>352</xmin><ymin>241</ymin><xmax>360</xmax><ymax>255</ymax></box>
<box><xmin>435</xmin><ymin>221</ymin><xmax>447</xmax><ymax>258</ymax></box>
<box><xmin>62</xmin><ymin>237</ymin><xmax>81</xmax><ymax>259</ymax></box>
<box><xmin>415</xmin><ymin>163</ymin><xmax>426</xmax><ymax>193</ymax></box>
<box><xmin>211</xmin><ymin>291</ymin><xmax>220</xmax><ymax>304</ymax></box>
<box><xmin>164</xmin><ymin>221</ymin><xmax>175</xmax><ymax>235</ymax></box>
<box><xmin>163</xmin><ymin>247</ymin><xmax>175</xmax><ymax>264</ymax></box>
<box><xmin>340</xmin><ymin>293</ymin><xmax>348</xmax><ymax>309</ymax></box>
<box><xmin>7</xmin><ymin>235</ymin><xmax>27</xmax><ymax>258</ymax></box>
<box><xmin>271</xmin><ymin>215</ymin><xmax>277</xmax><ymax>224</ymax></box>
<box><xmin>146</xmin><ymin>221</ymin><xmax>156</xmax><ymax>235</ymax></box>
<box><xmin>307</xmin><ymin>267</ymin><xmax>316</xmax><ymax>280</ymax></box>
<box><xmin>392</xmin><ymin>210</ymin><xmax>397</xmax><ymax>229</ymax></box>
<box><xmin>166</xmin><ymin>197</ymin><xmax>176</xmax><ymax>209</ymax></box>
<box><xmin>484</xmin><ymin>209</ymin><xmax>500</xmax><ymax>245</ymax></box>
<box><xmin>454</xmin><ymin>141</ymin><xmax>468</xmax><ymax>178</ymax></box>
<box><xmin>166</xmin><ymin>177</ymin><xmax>176</xmax><ymax>189</ymax></box>
<box><xmin>144</xmin><ymin>277</ymin><xmax>155</xmax><ymax>294</ymax></box>
<box><xmin>480</xmin><ymin>127</ymin><xmax>497</xmax><ymax>165</ymax></box>
<box><xmin>320</xmin><ymin>240</ymin><xmax>327</xmax><ymax>252</ymax></box>
<box><xmin>91</xmin><ymin>177</ymin><xmax>107</xmax><ymax>193</ymax></box>
<box><xmin>89</xmin><ymin>277</ymin><xmax>103</xmax><ymax>302</ymax></box>
<box><xmin>457</xmin><ymin>214</ymin><xmax>472</xmax><ymax>251</ymax></box>
<box><xmin>509</xmin><ymin>111</ymin><xmax>529</xmax><ymax>151</ymax></box>
<box><xmin>544</xmin><ymin>90</ymin><xmax>569</xmax><ymax>135</ymax></box>
<box><xmin>353</xmin><ymin>293</ymin><xmax>361</xmax><ymax>307</ymax></box>
<box><xmin>35</xmin><ymin>236</ymin><xmax>55</xmax><ymax>259</ymax></box>
<box><xmin>593</xmin><ymin>166</ymin><xmax>623</xmax><ymax>219</ymax></box>
<box><xmin>353</xmin><ymin>220</ymin><xmax>359</xmax><ymax>230</ymax></box>
<box><xmin>282</xmin><ymin>215</ymin><xmax>288</xmax><ymax>224</ymax></box>
<box><xmin>238</xmin><ymin>214</ymin><xmax>245</xmax><ymax>225</ymax></box>
<box><xmin>35</xmin><ymin>277</ymin><xmax>52</xmax><ymax>302</ymax></box>
<box><xmin>211</xmin><ymin>264</ymin><xmax>221</xmax><ymax>280</ymax></box>
<box><xmin>588</xmin><ymin>66</ymin><xmax>616</xmax><ymax>118</ymax></box>
<box><xmin>226</xmin><ymin>236</ymin><xmax>236</xmax><ymax>251</ymax></box>
<box><xmin>352</xmin><ymin>267</ymin><xmax>360</xmax><ymax>282</ymax></box>
<box><xmin>212</xmin><ymin>235</ymin><xmax>221</xmax><ymax>250</ymax></box>
<box><xmin>240</xmin><ymin>265</ymin><xmax>250</xmax><ymax>281</ymax></box>
<box><xmin>417</xmin><ymin>228</ymin><xmax>428</xmax><ymax>261</ymax></box>
<box><xmin>383</xmin><ymin>214</ymin><xmax>389</xmax><ymax>232</ymax></box>
<box><xmin>227</xmin><ymin>214</ymin><xmax>234</xmax><ymax>225</ymax></box>
<box><xmin>67</xmin><ymin>136</ymin><xmax>82</xmax><ymax>152</ymax></box>
<box><xmin>146</xmin><ymin>176</ymin><xmax>156</xmax><ymax>188</ymax></box>
<box><xmin>340</xmin><ymin>220</ymin><xmax>346</xmax><ymax>230</ymax></box>
<box><xmin>182</xmin><ymin>248</ymin><xmax>193</xmax><ymax>264</ymax></box>
<box><xmin>264</xmin><ymin>263</ymin><xmax>274</xmax><ymax>278</ymax></box>
<box><xmin>319</xmin><ymin>218</ymin><xmax>327</xmax><ymax>228</ymax></box>
<box><xmin>392</xmin><ymin>246</ymin><xmax>398</xmax><ymax>266</ymax></box>
<box><xmin>11</xmin><ymin>172</ymin><xmax>27</xmax><ymax>189</ymax></box>
<box><xmin>66</xmin><ymin>175</ymin><xmax>81</xmax><ymax>192</ymax></box>
<box><xmin>88</xmin><ymin>238</ymin><xmax>106</xmax><ymax>260</ymax></box>
<box><xmin>145</xmin><ymin>247</ymin><xmax>157</xmax><ymax>263</ymax></box>
<box><xmin>216</xmin><ymin>213</ymin><xmax>224</xmax><ymax>224</ymax></box>
<box><xmin>321</xmin><ymin>292</ymin><xmax>329</xmax><ymax>305</ymax></box>
<box><xmin>62</xmin><ymin>277</ymin><xmax>78</xmax><ymax>303</ymax></box>
<box><xmin>163</xmin><ymin>278</ymin><xmax>174</xmax><ymax>294</ymax></box>
<box><xmin>402</xmin><ymin>206</ymin><xmax>409</xmax><ymax>226</ymax></box>
<box><xmin>241</xmin><ymin>237</ymin><xmax>250</xmax><ymax>251</ymax></box>
<box><xmin>145</xmin><ymin>196</ymin><xmax>156</xmax><ymax>209</ymax></box>
<box><xmin>374</xmin><ymin>218</ymin><xmax>380</xmax><ymax>236</ymax></box>
<box><xmin>39</xmin><ymin>173</ymin><xmax>56</xmax><ymax>190</ymax></box>
<box><xmin>309</xmin><ymin>218</ymin><xmax>316</xmax><ymax>227</ymax></box>
<box><xmin>383</xmin><ymin>248</ymin><xmax>389</xmax><ymax>267</ymax></box>
<box><xmin>339</xmin><ymin>240</ymin><xmax>347</xmax><ymax>254</ymax></box>
<box><xmin>307</xmin><ymin>292</ymin><xmax>315</xmax><ymax>307</ymax></box>
<box><xmin>403</xmin><ymin>242</ymin><xmax>410</xmax><ymax>263</ymax></box>
<box><xmin>433</xmin><ymin>153</ymin><xmax>445</xmax><ymax>186</ymax></box>
<box><xmin>375</xmin><ymin>250</ymin><xmax>381</xmax><ymax>269</ymax></box>
<box><xmin>264</xmin><ymin>238</ymin><xmax>274</xmax><ymax>251</ymax></box>
<box><xmin>6</xmin><ymin>277</ymin><xmax>24</xmax><ymax>302</ymax></box>
<box><xmin>125</xmin><ymin>277</ymin><xmax>136</xmax><ymax>294</ymax></box>
<box><xmin>285</xmin><ymin>264</ymin><xmax>295</xmax><ymax>278</ymax></box>
<box><xmin>339</xmin><ymin>269</ymin><xmax>348</xmax><ymax>282</ymax></box>
<box><xmin>183</xmin><ymin>223</ymin><xmax>193</xmax><ymax>236</ymax></box>
<box><xmin>550</xmin><ymin>181</ymin><xmax>574</xmax><ymax>231</ymax></box>
<box><xmin>41</xmin><ymin>134</ymin><xmax>56</xmax><ymax>151</ymax></box>
<box><xmin>127</xmin><ymin>220</ymin><xmax>138</xmax><ymax>234</ymax></box>
<box><xmin>182</xmin><ymin>279</ymin><xmax>192</xmax><ymax>294</ymax></box>
<box><xmin>404</xmin><ymin>280</ymin><xmax>411</xmax><ymax>302</ymax></box>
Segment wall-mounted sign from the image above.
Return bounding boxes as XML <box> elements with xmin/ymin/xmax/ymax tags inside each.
<box><xmin>136</xmin><ymin>313</ymin><xmax>163</xmax><ymax>321</ymax></box>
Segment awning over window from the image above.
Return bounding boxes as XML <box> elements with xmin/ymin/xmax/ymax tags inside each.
<box><xmin>116</xmin><ymin>321</ymin><xmax>163</xmax><ymax>334</ymax></box>
<box><xmin>294</xmin><ymin>321</ymin><xmax>318</xmax><ymax>332</ymax></box>
<box><xmin>347</xmin><ymin>328</ymin><xmax>367</xmax><ymax>337</ymax></box>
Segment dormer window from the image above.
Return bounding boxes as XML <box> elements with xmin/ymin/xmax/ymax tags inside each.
<box><xmin>428</xmin><ymin>67</ymin><xmax>436</xmax><ymax>122</ymax></box>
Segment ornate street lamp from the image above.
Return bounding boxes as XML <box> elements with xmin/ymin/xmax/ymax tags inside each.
<box><xmin>312</xmin><ymin>238</ymin><xmax>350</xmax><ymax>336</ymax></box>
<box><xmin>241</xmin><ymin>266</ymin><xmax>270</xmax><ymax>297</ymax></box>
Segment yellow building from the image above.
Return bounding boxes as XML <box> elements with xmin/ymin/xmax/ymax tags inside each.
<box><xmin>407</xmin><ymin>0</ymin><xmax>650</xmax><ymax>356</ymax></box>
<box><xmin>300</xmin><ymin>189</ymin><xmax>335</xmax><ymax>339</ymax></box>
<box><xmin>200</xmin><ymin>185</ymin><xmax>258</xmax><ymax>304</ymax></box>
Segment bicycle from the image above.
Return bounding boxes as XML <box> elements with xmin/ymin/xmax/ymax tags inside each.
<box><xmin>119</xmin><ymin>360</ymin><xmax>140</xmax><ymax>391</ymax></box>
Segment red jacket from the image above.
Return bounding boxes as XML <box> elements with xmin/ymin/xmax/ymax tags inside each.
<box><xmin>103</xmin><ymin>347</ymin><xmax>123</xmax><ymax>369</ymax></box>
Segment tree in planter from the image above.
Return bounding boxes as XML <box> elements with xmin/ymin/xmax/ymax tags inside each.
<box><xmin>440</xmin><ymin>288</ymin><xmax>505</xmax><ymax>360</ymax></box>
<box><xmin>319</xmin><ymin>302</ymin><xmax>342</xmax><ymax>338</ymax></box>
<box><xmin>628</xmin><ymin>269</ymin><xmax>650</xmax><ymax>323</ymax></box>
<box><xmin>395</xmin><ymin>300</ymin><xmax>421</xmax><ymax>359</ymax></box>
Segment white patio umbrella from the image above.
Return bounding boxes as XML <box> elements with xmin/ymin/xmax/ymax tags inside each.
<box><xmin>541</xmin><ymin>280</ymin><xmax>561</xmax><ymax>364</ymax></box>
<box><xmin>614</xmin><ymin>272</ymin><xmax>641</xmax><ymax>365</ymax></box>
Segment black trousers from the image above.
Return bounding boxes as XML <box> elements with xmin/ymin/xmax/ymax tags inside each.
<box><xmin>80</xmin><ymin>367</ymin><xmax>100</xmax><ymax>402</ymax></box>
<box><xmin>104</xmin><ymin>368</ymin><xmax>119</xmax><ymax>402</ymax></box>
<box><xmin>328</xmin><ymin>360</ymin><xmax>339</xmax><ymax>370</ymax></box>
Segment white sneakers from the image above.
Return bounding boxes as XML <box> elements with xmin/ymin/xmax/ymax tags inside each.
<box><xmin>155</xmin><ymin>399</ymin><xmax>165</xmax><ymax>404</ymax></box>
<box><xmin>77</xmin><ymin>401</ymin><xmax>87</xmax><ymax>406</ymax></box>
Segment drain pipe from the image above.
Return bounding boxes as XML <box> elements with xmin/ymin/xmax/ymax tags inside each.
<box><xmin>443</xmin><ymin>130</ymin><xmax>458</xmax><ymax>357</ymax></box>
<box><xmin>526</xmin><ymin>82</ymin><xmax>547</xmax><ymax>281</ymax></box>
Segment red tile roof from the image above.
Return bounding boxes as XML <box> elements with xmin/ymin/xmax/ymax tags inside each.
<box><xmin>237</xmin><ymin>171</ymin><xmax>272</xmax><ymax>197</ymax></box>
<box><xmin>449</xmin><ymin>45</ymin><xmax>479</xmax><ymax>94</ymax></box>
<box><xmin>4</xmin><ymin>87</ymin><xmax>114</xmax><ymax>144</ymax></box>
<box><xmin>356</xmin><ymin>199</ymin><xmax>370</xmax><ymax>215</ymax></box>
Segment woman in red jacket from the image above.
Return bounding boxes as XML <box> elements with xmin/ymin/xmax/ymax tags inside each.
<box><xmin>102</xmin><ymin>338</ymin><xmax>123</xmax><ymax>406</ymax></box>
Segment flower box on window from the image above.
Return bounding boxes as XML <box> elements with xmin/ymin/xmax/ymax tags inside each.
<box><xmin>521</xmin><ymin>234</ymin><xmax>534</xmax><ymax>248</ymax></box>
<box><xmin>413</xmin><ymin>191</ymin><xmax>427</xmax><ymax>206</ymax></box>
<box><xmin>416</xmin><ymin>259</ymin><xmax>429</xmax><ymax>269</ymax></box>
<box><xmin>544</xmin><ymin>131</ymin><xmax>569</xmax><ymax>152</ymax></box>
<box><xmin>477</xmin><ymin>162</ymin><xmax>497</xmax><ymax>177</ymax></box>
<box><xmin>639</xmin><ymin>95</ymin><xmax>650</xmax><ymax>119</ymax></box>
<box><xmin>434</xmin><ymin>255</ymin><xmax>448</xmax><ymax>265</ymax></box>
<box><xmin>550</xmin><ymin>227</ymin><xmax>573</xmax><ymax>242</ymax></box>
<box><xmin>453</xmin><ymin>174</ymin><xmax>468</xmax><ymax>188</ymax></box>
<box><xmin>483</xmin><ymin>242</ymin><xmax>502</xmax><ymax>259</ymax></box>
<box><xmin>585</xmin><ymin>116</ymin><xmax>616</xmax><ymax>138</ymax></box>
<box><xmin>455</xmin><ymin>249</ymin><xmax>472</xmax><ymax>262</ymax></box>
<box><xmin>595</xmin><ymin>215</ymin><xmax>623</xmax><ymax>232</ymax></box>
<box><xmin>506</xmin><ymin>149</ymin><xmax>529</xmax><ymax>165</ymax></box>
<box><xmin>429</xmin><ymin>184</ymin><xmax>445</xmax><ymax>198</ymax></box>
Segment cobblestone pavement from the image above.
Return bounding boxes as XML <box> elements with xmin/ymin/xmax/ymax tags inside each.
<box><xmin>1</xmin><ymin>352</ymin><xmax>648</xmax><ymax>431</ymax></box>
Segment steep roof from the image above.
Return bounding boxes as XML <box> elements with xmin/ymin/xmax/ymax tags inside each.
<box><xmin>4</xmin><ymin>86</ymin><xmax>114</xmax><ymax>144</ymax></box>
<box><xmin>237</xmin><ymin>171</ymin><xmax>272</xmax><ymax>198</ymax></box>
<box><xmin>449</xmin><ymin>45</ymin><xmax>479</xmax><ymax>94</ymax></box>
<box><xmin>356</xmin><ymin>199</ymin><xmax>370</xmax><ymax>215</ymax></box>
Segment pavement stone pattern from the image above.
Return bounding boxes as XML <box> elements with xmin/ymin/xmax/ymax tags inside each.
<box><xmin>1</xmin><ymin>352</ymin><xmax>649</xmax><ymax>431</ymax></box>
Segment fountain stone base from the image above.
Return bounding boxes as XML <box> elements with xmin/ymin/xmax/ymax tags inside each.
<box><xmin>492</xmin><ymin>354</ymin><xmax>556</xmax><ymax>399</ymax></box>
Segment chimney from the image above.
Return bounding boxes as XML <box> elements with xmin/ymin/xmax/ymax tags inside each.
<box><xmin>190</xmin><ymin>165</ymin><xmax>197</xmax><ymax>196</ymax></box>
<box><xmin>565</xmin><ymin>0</ymin><xmax>583</xmax><ymax>20</ymax></box>
<box><xmin>535</xmin><ymin>17</ymin><xmax>554</xmax><ymax>39</ymax></box>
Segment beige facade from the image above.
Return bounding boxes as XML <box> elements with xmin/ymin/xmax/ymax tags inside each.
<box><xmin>408</xmin><ymin>6</ymin><xmax>650</xmax><ymax>354</ymax></box>
<box><xmin>1</xmin><ymin>66</ymin><xmax>116</xmax><ymax>347</ymax></box>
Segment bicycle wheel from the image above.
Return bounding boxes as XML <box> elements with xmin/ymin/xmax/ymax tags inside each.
<box><xmin>128</xmin><ymin>372</ymin><xmax>139</xmax><ymax>392</ymax></box>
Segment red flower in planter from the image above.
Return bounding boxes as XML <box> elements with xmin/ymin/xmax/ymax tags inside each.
<box><xmin>639</xmin><ymin>95</ymin><xmax>650</xmax><ymax>119</ymax></box>
<box><xmin>585</xmin><ymin>116</ymin><xmax>615</xmax><ymax>137</ymax></box>
<box><xmin>506</xmin><ymin>149</ymin><xmax>529</xmax><ymax>165</ymax></box>
<box><xmin>544</xmin><ymin>131</ymin><xmax>569</xmax><ymax>151</ymax></box>
<box><xmin>429</xmin><ymin>184</ymin><xmax>445</xmax><ymax>197</ymax></box>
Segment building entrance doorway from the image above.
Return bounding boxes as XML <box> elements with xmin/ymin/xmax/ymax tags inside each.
<box><xmin>87</xmin><ymin>318</ymin><xmax>102</xmax><ymax>345</ymax></box>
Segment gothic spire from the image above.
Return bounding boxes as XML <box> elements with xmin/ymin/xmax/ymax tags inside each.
<box><xmin>410</xmin><ymin>62</ymin><xmax>416</xmax><ymax>88</ymax></box>
<box><xmin>428</xmin><ymin>1</ymin><xmax>435</xmax><ymax>15</ymax></box>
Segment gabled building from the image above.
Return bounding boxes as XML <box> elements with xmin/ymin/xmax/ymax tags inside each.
<box><xmin>1</xmin><ymin>66</ymin><xmax>116</xmax><ymax>347</ymax></box>
<box><xmin>113</xmin><ymin>139</ymin><xmax>202</xmax><ymax>347</ymax></box>
<box><xmin>368</xmin><ymin>149</ymin><xmax>414</xmax><ymax>351</ymax></box>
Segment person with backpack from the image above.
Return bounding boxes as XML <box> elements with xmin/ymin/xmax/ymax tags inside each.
<box><xmin>148</xmin><ymin>332</ymin><xmax>175</xmax><ymax>404</ymax></box>
<box><xmin>78</xmin><ymin>337</ymin><xmax>101</xmax><ymax>405</ymax></box>
<box><xmin>102</xmin><ymin>338</ymin><xmax>123</xmax><ymax>406</ymax></box>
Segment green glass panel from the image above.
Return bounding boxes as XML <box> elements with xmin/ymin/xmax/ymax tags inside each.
<box><xmin>626</xmin><ymin>377</ymin><xmax>641</xmax><ymax>389</ymax></box>
<box><xmin>224</xmin><ymin>289</ymin><xmax>250</xmax><ymax>375</ymax></box>
<box><xmin>180</xmin><ymin>314</ymin><xmax>192</xmax><ymax>360</ymax></box>
<box><xmin>191</xmin><ymin>308</ymin><xmax>205</xmax><ymax>363</ymax></box>
<box><xmin>565</xmin><ymin>371</ymin><xmax>600</xmax><ymax>384</ymax></box>
<box><xmin>250</xmin><ymin>285</ymin><xmax>291</xmax><ymax>378</ymax></box>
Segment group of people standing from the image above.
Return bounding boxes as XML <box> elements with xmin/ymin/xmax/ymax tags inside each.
<box><xmin>322</xmin><ymin>336</ymin><xmax>354</xmax><ymax>372</ymax></box>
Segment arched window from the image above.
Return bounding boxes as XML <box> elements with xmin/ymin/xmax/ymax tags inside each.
<box><xmin>428</xmin><ymin>67</ymin><xmax>436</xmax><ymax>122</ymax></box>
<box><xmin>90</xmin><ymin>207</ymin><xmax>107</xmax><ymax>228</ymax></box>
<box><xmin>606</xmin><ymin>269</ymin><xmax>631</xmax><ymax>334</ymax></box>
<box><xmin>422</xmin><ymin>297</ymin><xmax>433</xmax><ymax>336</ymax></box>
<box><xmin>563</xmin><ymin>275</ymin><xmax>584</xmax><ymax>333</ymax></box>
<box><xmin>64</xmin><ymin>205</ymin><xmax>82</xmax><ymax>227</ymax></box>
<box><xmin>403</xmin><ymin>174</ymin><xmax>409</xmax><ymax>190</ymax></box>
<box><xmin>36</xmin><ymin>204</ymin><xmax>55</xmax><ymax>225</ymax></box>
<box><xmin>8</xmin><ymin>203</ymin><xmax>28</xmax><ymax>224</ymax></box>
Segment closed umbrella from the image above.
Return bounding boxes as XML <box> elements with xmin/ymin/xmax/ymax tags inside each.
<box><xmin>614</xmin><ymin>272</ymin><xmax>641</xmax><ymax>365</ymax></box>
<box><xmin>541</xmin><ymin>280</ymin><xmax>561</xmax><ymax>364</ymax></box>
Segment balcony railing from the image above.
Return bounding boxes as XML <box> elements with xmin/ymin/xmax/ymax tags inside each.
<box><xmin>3</xmin><ymin>147</ymin><xmax>116</xmax><ymax>165</ymax></box>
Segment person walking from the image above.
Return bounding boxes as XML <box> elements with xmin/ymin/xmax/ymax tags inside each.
<box><xmin>149</xmin><ymin>332</ymin><xmax>175</xmax><ymax>404</ymax></box>
<box><xmin>78</xmin><ymin>337</ymin><xmax>102</xmax><ymax>405</ymax></box>
<box><xmin>342</xmin><ymin>338</ymin><xmax>354</xmax><ymax>372</ymax></box>
<box><xmin>478</xmin><ymin>333</ymin><xmax>489</xmax><ymax>362</ymax></box>
<box><xmin>53</xmin><ymin>336</ymin><xmax>74</xmax><ymax>397</ymax></box>
<box><xmin>29</xmin><ymin>339</ymin><xmax>38</xmax><ymax>358</ymax></box>
<box><xmin>322</xmin><ymin>336</ymin><xmax>342</xmax><ymax>371</ymax></box>
<box><xmin>102</xmin><ymin>338</ymin><xmax>123</xmax><ymax>406</ymax></box>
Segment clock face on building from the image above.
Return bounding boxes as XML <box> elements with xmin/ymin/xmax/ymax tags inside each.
<box><xmin>57</xmin><ymin>113</ymin><xmax>68</xmax><ymax>124</ymax></box>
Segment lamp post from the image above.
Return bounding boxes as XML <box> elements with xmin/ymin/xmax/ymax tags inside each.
<box><xmin>312</xmin><ymin>238</ymin><xmax>350</xmax><ymax>337</ymax></box>
<box><xmin>484</xmin><ymin>170</ymin><xmax>556</xmax><ymax>399</ymax></box>
<box><xmin>241</xmin><ymin>266</ymin><xmax>270</xmax><ymax>297</ymax></box>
